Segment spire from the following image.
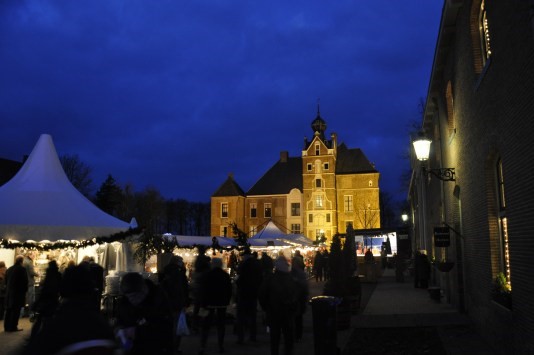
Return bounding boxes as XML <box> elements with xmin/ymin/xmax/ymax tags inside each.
<box><xmin>311</xmin><ymin>99</ymin><xmax>327</xmax><ymax>139</ymax></box>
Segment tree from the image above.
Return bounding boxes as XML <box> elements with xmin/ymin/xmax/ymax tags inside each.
<box><xmin>60</xmin><ymin>154</ymin><xmax>93</xmax><ymax>198</ymax></box>
<box><xmin>95</xmin><ymin>175</ymin><xmax>124</xmax><ymax>217</ymax></box>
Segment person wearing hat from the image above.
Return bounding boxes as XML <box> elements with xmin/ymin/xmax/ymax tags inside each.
<box><xmin>259</xmin><ymin>255</ymin><xmax>299</xmax><ymax>355</ymax></box>
<box><xmin>198</xmin><ymin>257</ymin><xmax>232</xmax><ymax>354</ymax></box>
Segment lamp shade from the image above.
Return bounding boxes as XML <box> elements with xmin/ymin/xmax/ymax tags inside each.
<box><xmin>413</xmin><ymin>137</ymin><xmax>432</xmax><ymax>161</ymax></box>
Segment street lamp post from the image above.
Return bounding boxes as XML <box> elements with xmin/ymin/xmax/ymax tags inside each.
<box><xmin>412</xmin><ymin>135</ymin><xmax>456</xmax><ymax>182</ymax></box>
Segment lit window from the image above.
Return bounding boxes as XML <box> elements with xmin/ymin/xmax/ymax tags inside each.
<box><xmin>250</xmin><ymin>203</ymin><xmax>257</xmax><ymax>218</ymax></box>
<box><xmin>496</xmin><ymin>159</ymin><xmax>511</xmax><ymax>290</ymax></box>
<box><xmin>264</xmin><ymin>203</ymin><xmax>272</xmax><ymax>218</ymax></box>
<box><xmin>315</xmin><ymin>195</ymin><xmax>323</xmax><ymax>208</ymax></box>
<box><xmin>479</xmin><ymin>0</ymin><xmax>491</xmax><ymax>66</ymax></box>
<box><xmin>291</xmin><ymin>224</ymin><xmax>301</xmax><ymax>234</ymax></box>
<box><xmin>221</xmin><ymin>203</ymin><xmax>228</xmax><ymax>218</ymax></box>
<box><xmin>291</xmin><ymin>203</ymin><xmax>300</xmax><ymax>216</ymax></box>
<box><xmin>344</xmin><ymin>195</ymin><xmax>353</xmax><ymax>212</ymax></box>
<box><xmin>250</xmin><ymin>226</ymin><xmax>257</xmax><ymax>235</ymax></box>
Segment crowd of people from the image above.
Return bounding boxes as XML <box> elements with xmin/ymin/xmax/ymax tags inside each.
<box><xmin>0</xmin><ymin>247</ymin><xmax>314</xmax><ymax>355</ymax></box>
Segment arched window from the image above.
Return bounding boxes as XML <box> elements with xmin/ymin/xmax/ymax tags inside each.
<box><xmin>496</xmin><ymin>158</ymin><xmax>511</xmax><ymax>290</ymax></box>
<box><xmin>445</xmin><ymin>81</ymin><xmax>456</xmax><ymax>136</ymax></box>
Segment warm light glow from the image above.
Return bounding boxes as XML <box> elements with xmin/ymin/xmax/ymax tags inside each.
<box><xmin>413</xmin><ymin>137</ymin><xmax>432</xmax><ymax>161</ymax></box>
<box><xmin>401</xmin><ymin>213</ymin><xmax>408</xmax><ymax>222</ymax></box>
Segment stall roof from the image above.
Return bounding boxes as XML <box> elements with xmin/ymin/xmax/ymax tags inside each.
<box><xmin>0</xmin><ymin>134</ymin><xmax>132</xmax><ymax>241</ymax></box>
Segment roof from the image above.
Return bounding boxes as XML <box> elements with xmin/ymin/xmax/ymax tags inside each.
<box><xmin>335</xmin><ymin>143</ymin><xmax>378</xmax><ymax>174</ymax></box>
<box><xmin>212</xmin><ymin>174</ymin><xmax>245</xmax><ymax>197</ymax></box>
<box><xmin>247</xmin><ymin>156</ymin><xmax>303</xmax><ymax>195</ymax></box>
<box><xmin>0</xmin><ymin>134</ymin><xmax>131</xmax><ymax>241</ymax></box>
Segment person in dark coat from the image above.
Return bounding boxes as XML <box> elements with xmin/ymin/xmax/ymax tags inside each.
<box><xmin>191</xmin><ymin>246</ymin><xmax>211</xmax><ymax>333</ymax></box>
<box><xmin>313</xmin><ymin>250</ymin><xmax>323</xmax><ymax>282</ymax></box>
<box><xmin>290</xmin><ymin>256</ymin><xmax>309</xmax><ymax>342</ymax></box>
<box><xmin>160</xmin><ymin>255</ymin><xmax>189</xmax><ymax>354</ymax></box>
<box><xmin>0</xmin><ymin>261</ymin><xmax>7</xmax><ymax>321</ymax></box>
<box><xmin>116</xmin><ymin>272</ymin><xmax>174</xmax><ymax>355</ymax></box>
<box><xmin>260</xmin><ymin>252</ymin><xmax>274</xmax><ymax>277</ymax></box>
<box><xmin>30</xmin><ymin>260</ymin><xmax>62</xmax><ymax>337</ymax></box>
<box><xmin>259</xmin><ymin>256</ymin><xmax>299</xmax><ymax>355</ymax></box>
<box><xmin>21</xmin><ymin>264</ymin><xmax>118</xmax><ymax>355</ymax></box>
<box><xmin>235</xmin><ymin>249</ymin><xmax>263</xmax><ymax>344</ymax></box>
<box><xmin>4</xmin><ymin>255</ymin><xmax>28</xmax><ymax>332</ymax></box>
<box><xmin>198</xmin><ymin>257</ymin><xmax>232</xmax><ymax>354</ymax></box>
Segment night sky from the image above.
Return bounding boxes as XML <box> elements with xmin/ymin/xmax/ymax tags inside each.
<box><xmin>0</xmin><ymin>1</ymin><xmax>443</xmax><ymax>203</ymax></box>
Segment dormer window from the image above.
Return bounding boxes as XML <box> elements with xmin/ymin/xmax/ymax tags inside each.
<box><xmin>315</xmin><ymin>144</ymin><xmax>320</xmax><ymax>155</ymax></box>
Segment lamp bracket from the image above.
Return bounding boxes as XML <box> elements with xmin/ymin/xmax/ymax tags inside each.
<box><xmin>423</xmin><ymin>167</ymin><xmax>456</xmax><ymax>182</ymax></box>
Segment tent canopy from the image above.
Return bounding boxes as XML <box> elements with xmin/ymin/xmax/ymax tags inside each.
<box><xmin>171</xmin><ymin>235</ymin><xmax>237</xmax><ymax>248</ymax></box>
<box><xmin>250</xmin><ymin>220</ymin><xmax>313</xmax><ymax>247</ymax></box>
<box><xmin>0</xmin><ymin>134</ymin><xmax>132</xmax><ymax>241</ymax></box>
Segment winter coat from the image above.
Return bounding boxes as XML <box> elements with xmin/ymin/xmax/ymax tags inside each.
<box><xmin>5</xmin><ymin>263</ymin><xmax>28</xmax><ymax>308</ymax></box>
<box><xmin>258</xmin><ymin>270</ymin><xmax>299</xmax><ymax>322</ymax></box>
<box><xmin>236</xmin><ymin>255</ymin><xmax>263</xmax><ymax>301</ymax></box>
<box><xmin>199</xmin><ymin>268</ymin><xmax>232</xmax><ymax>308</ymax></box>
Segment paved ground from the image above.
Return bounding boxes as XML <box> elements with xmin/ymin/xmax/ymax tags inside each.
<box><xmin>1</xmin><ymin>268</ymin><xmax>495</xmax><ymax>355</ymax></box>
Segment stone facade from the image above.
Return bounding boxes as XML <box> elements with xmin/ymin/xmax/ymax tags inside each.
<box><xmin>409</xmin><ymin>1</ymin><xmax>534</xmax><ymax>353</ymax></box>
<box><xmin>211</xmin><ymin>112</ymin><xmax>381</xmax><ymax>244</ymax></box>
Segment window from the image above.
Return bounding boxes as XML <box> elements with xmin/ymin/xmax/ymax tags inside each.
<box><xmin>308</xmin><ymin>214</ymin><xmax>313</xmax><ymax>223</ymax></box>
<box><xmin>249</xmin><ymin>226</ymin><xmax>257</xmax><ymax>235</ymax></box>
<box><xmin>316</xmin><ymin>229</ymin><xmax>324</xmax><ymax>238</ymax></box>
<box><xmin>496</xmin><ymin>159</ymin><xmax>511</xmax><ymax>290</ymax></box>
<box><xmin>316</xmin><ymin>179</ymin><xmax>322</xmax><ymax>188</ymax></box>
<box><xmin>479</xmin><ymin>0</ymin><xmax>491</xmax><ymax>66</ymax></box>
<box><xmin>324</xmin><ymin>163</ymin><xmax>329</xmax><ymax>170</ymax></box>
<box><xmin>221</xmin><ymin>203</ymin><xmax>228</xmax><ymax>218</ymax></box>
<box><xmin>250</xmin><ymin>203</ymin><xmax>257</xmax><ymax>218</ymax></box>
<box><xmin>368</xmin><ymin>180</ymin><xmax>373</xmax><ymax>187</ymax></box>
<box><xmin>315</xmin><ymin>195</ymin><xmax>323</xmax><ymax>208</ymax></box>
<box><xmin>264</xmin><ymin>203</ymin><xmax>272</xmax><ymax>218</ymax></box>
<box><xmin>326</xmin><ymin>213</ymin><xmax>331</xmax><ymax>223</ymax></box>
<box><xmin>291</xmin><ymin>224</ymin><xmax>301</xmax><ymax>234</ymax></box>
<box><xmin>445</xmin><ymin>81</ymin><xmax>455</xmax><ymax>135</ymax></box>
<box><xmin>221</xmin><ymin>226</ymin><xmax>228</xmax><ymax>237</ymax></box>
<box><xmin>307</xmin><ymin>163</ymin><xmax>312</xmax><ymax>171</ymax></box>
<box><xmin>291</xmin><ymin>203</ymin><xmax>301</xmax><ymax>216</ymax></box>
<box><xmin>315</xmin><ymin>144</ymin><xmax>320</xmax><ymax>155</ymax></box>
<box><xmin>344</xmin><ymin>195</ymin><xmax>353</xmax><ymax>212</ymax></box>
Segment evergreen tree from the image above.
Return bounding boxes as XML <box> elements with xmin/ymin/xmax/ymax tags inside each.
<box><xmin>95</xmin><ymin>175</ymin><xmax>124</xmax><ymax>217</ymax></box>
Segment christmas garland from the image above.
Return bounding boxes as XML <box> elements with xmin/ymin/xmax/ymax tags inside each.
<box><xmin>0</xmin><ymin>227</ymin><xmax>143</xmax><ymax>251</ymax></box>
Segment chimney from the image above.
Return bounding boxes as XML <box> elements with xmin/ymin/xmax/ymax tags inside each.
<box><xmin>280</xmin><ymin>151</ymin><xmax>289</xmax><ymax>163</ymax></box>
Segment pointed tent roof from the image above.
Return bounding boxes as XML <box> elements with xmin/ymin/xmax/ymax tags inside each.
<box><xmin>250</xmin><ymin>220</ymin><xmax>313</xmax><ymax>247</ymax></box>
<box><xmin>0</xmin><ymin>134</ymin><xmax>131</xmax><ymax>241</ymax></box>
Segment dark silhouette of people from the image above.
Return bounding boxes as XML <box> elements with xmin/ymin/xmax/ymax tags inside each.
<box><xmin>259</xmin><ymin>255</ymin><xmax>299</xmax><ymax>355</ymax></box>
<box><xmin>0</xmin><ymin>261</ymin><xmax>6</xmax><ymax>321</ymax></box>
<box><xmin>413</xmin><ymin>250</ymin><xmax>422</xmax><ymax>288</ymax></box>
<box><xmin>30</xmin><ymin>260</ymin><xmax>62</xmax><ymax>337</ymax></box>
<box><xmin>23</xmin><ymin>254</ymin><xmax>38</xmax><ymax>317</ymax></box>
<box><xmin>198</xmin><ymin>257</ymin><xmax>232</xmax><ymax>354</ymax></box>
<box><xmin>321</xmin><ymin>249</ymin><xmax>330</xmax><ymax>281</ymax></box>
<box><xmin>22</xmin><ymin>264</ymin><xmax>117</xmax><ymax>354</ymax></box>
<box><xmin>291</xmin><ymin>255</ymin><xmax>309</xmax><ymax>343</ymax></box>
<box><xmin>116</xmin><ymin>272</ymin><xmax>174</xmax><ymax>354</ymax></box>
<box><xmin>260</xmin><ymin>251</ymin><xmax>274</xmax><ymax>278</ymax></box>
<box><xmin>160</xmin><ymin>255</ymin><xmax>189</xmax><ymax>354</ymax></box>
<box><xmin>191</xmin><ymin>246</ymin><xmax>211</xmax><ymax>333</ymax></box>
<box><xmin>235</xmin><ymin>248</ymin><xmax>263</xmax><ymax>344</ymax></box>
<box><xmin>313</xmin><ymin>250</ymin><xmax>324</xmax><ymax>282</ymax></box>
<box><xmin>4</xmin><ymin>255</ymin><xmax>28</xmax><ymax>332</ymax></box>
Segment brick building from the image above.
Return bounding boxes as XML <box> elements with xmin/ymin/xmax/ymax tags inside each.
<box><xmin>211</xmin><ymin>110</ymin><xmax>381</xmax><ymax>244</ymax></box>
<box><xmin>408</xmin><ymin>1</ymin><xmax>534</xmax><ymax>353</ymax></box>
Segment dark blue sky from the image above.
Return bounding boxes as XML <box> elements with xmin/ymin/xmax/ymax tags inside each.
<box><xmin>0</xmin><ymin>1</ymin><xmax>443</xmax><ymax>203</ymax></box>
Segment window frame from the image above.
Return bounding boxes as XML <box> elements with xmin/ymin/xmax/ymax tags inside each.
<box><xmin>221</xmin><ymin>203</ymin><xmax>228</xmax><ymax>218</ymax></box>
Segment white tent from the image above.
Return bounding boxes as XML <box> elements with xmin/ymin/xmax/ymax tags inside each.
<box><xmin>172</xmin><ymin>235</ymin><xmax>237</xmax><ymax>248</ymax></box>
<box><xmin>250</xmin><ymin>220</ymin><xmax>313</xmax><ymax>247</ymax></box>
<box><xmin>0</xmin><ymin>134</ymin><xmax>132</xmax><ymax>241</ymax></box>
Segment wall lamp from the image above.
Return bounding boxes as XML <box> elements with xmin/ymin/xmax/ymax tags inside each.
<box><xmin>413</xmin><ymin>135</ymin><xmax>456</xmax><ymax>182</ymax></box>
